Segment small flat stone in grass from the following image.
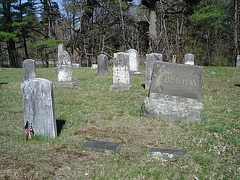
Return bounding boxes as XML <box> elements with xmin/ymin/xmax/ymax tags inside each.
<box><xmin>82</xmin><ymin>140</ymin><xmax>121</xmax><ymax>153</ymax></box>
<box><xmin>147</xmin><ymin>148</ymin><xmax>188</xmax><ymax>161</ymax></box>
<box><xmin>53</xmin><ymin>82</ymin><xmax>78</xmax><ymax>88</ymax></box>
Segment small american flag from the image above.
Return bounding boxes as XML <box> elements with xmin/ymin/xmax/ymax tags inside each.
<box><xmin>25</xmin><ymin>121</ymin><xmax>34</xmax><ymax>140</ymax></box>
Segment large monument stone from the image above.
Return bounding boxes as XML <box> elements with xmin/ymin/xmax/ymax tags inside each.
<box><xmin>110</xmin><ymin>52</ymin><xmax>131</xmax><ymax>90</ymax></box>
<box><xmin>141</xmin><ymin>62</ymin><xmax>204</xmax><ymax>122</ymax></box>
<box><xmin>21</xmin><ymin>78</ymin><xmax>57</xmax><ymax>138</ymax></box>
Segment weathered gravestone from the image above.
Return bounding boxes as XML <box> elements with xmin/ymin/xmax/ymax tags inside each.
<box><xmin>58</xmin><ymin>51</ymin><xmax>72</xmax><ymax>82</ymax></box>
<box><xmin>141</xmin><ymin>62</ymin><xmax>204</xmax><ymax>122</ymax></box>
<box><xmin>126</xmin><ymin>49</ymin><xmax>141</xmax><ymax>75</ymax></box>
<box><xmin>21</xmin><ymin>78</ymin><xmax>57</xmax><ymax>138</ymax></box>
<box><xmin>236</xmin><ymin>55</ymin><xmax>240</xmax><ymax>67</ymax></box>
<box><xmin>184</xmin><ymin>54</ymin><xmax>194</xmax><ymax>65</ymax></box>
<box><xmin>97</xmin><ymin>54</ymin><xmax>108</xmax><ymax>75</ymax></box>
<box><xmin>82</xmin><ymin>140</ymin><xmax>121</xmax><ymax>153</ymax></box>
<box><xmin>72</xmin><ymin>63</ymin><xmax>80</xmax><ymax>69</ymax></box>
<box><xmin>23</xmin><ymin>59</ymin><xmax>36</xmax><ymax>81</ymax></box>
<box><xmin>147</xmin><ymin>148</ymin><xmax>188</xmax><ymax>161</ymax></box>
<box><xmin>110</xmin><ymin>52</ymin><xmax>131</xmax><ymax>90</ymax></box>
<box><xmin>145</xmin><ymin>53</ymin><xmax>163</xmax><ymax>90</ymax></box>
<box><xmin>58</xmin><ymin>43</ymin><xmax>65</xmax><ymax>67</ymax></box>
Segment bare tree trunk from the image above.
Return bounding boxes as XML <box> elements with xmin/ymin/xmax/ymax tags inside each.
<box><xmin>149</xmin><ymin>0</ymin><xmax>158</xmax><ymax>52</ymax></box>
<box><xmin>234</xmin><ymin>0</ymin><xmax>239</xmax><ymax>57</ymax></box>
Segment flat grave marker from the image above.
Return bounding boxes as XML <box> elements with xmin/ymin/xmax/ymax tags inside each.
<box><xmin>82</xmin><ymin>140</ymin><xmax>121</xmax><ymax>153</ymax></box>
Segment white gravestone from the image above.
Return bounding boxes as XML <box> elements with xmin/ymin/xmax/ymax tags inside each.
<box><xmin>126</xmin><ymin>49</ymin><xmax>141</xmax><ymax>75</ymax></box>
<box><xmin>23</xmin><ymin>59</ymin><xmax>36</xmax><ymax>81</ymax></box>
<box><xmin>58</xmin><ymin>43</ymin><xmax>65</xmax><ymax>67</ymax></box>
<box><xmin>21</xmin><ymin>78</ymin><xmax>57</xmax><ymax>138</ymax></box>
<box><xmin>58</xmin><ymin>51</ymin><xmax>72</xmax><ymax>82</ymax></box>
<box><xmin>236</xmin><ymin>55</ymin><xmax>240</xmax><ymax>67</ymax></box>
<box><xmin>110</xmin><ymin>52</ymin><xmax>131</xmax><ymax>90</ymax></box>
<box><xmin>145</xmin><ymin>53</ymin><xmax>163</xmax><ymax>90</ymax></box>
<box><xmin>184</xmin><ymin>54</ymin><xmax>194</xmax><ymax>65</ymax></box>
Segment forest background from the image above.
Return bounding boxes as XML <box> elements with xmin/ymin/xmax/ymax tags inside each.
<box><xmin>0</xmin><ymin>0</ymin><xmax>239</xmax><ymax>68</ymax></box>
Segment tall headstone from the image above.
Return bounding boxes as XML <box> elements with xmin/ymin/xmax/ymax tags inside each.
<box><xmin>126</xmin><ymin>49</ymin><xmax>141</xmax><ymax>75</ymax></box>
<box><xmin>184</xmin><ymin>54</ymin><xmax>194</xmax><ymax>65</ymax></box>
<box><xmin>236</xmin><ymin>55</ymin><xmax>240</xmax><ymax>67</ymax></box>
<box><xmin>97</xmin><ymin>54</ymin><xmax>108</xmax><ymax>75</ymax></box>
<box><xmin>145</xmin><ymin>53</ymin><xmax>163</xmax><ymax>90</ymax></box>
<box><xmin>58</xmin><ymin>51</ymin><xmax>72</xmax><ymax>82</ymax></box>
<box><xmin>58</xmin><ymin>43</ymin><xmax>65</xmax><ymax>67</ymax></box>
<box><xmin>21</xmin><ymin>78</ymin><xmax>57</xmax><ymax>138</ymax></box>
<box><xmin>23</xmin><ymin>59</ymin><xmax>36</xmax><ymax>81</ymax></box>
<box><xmin>110</xmin><ymin>52</ymin><xmax>131</xmax><ymax>90</ymax></box>
<box><xmin>141</xmin><ymin>62</ymin><xmax>204</xmax><ymax>122</ymax></box>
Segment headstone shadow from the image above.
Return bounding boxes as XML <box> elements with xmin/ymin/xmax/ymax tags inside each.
<box><xmin>142</xmin><ymin>84</ymin><xmax>145</xmax><ymax>89</ymax></box>
<box><xmin>56</xmin><ymin>119</ymin><xmax>66</xmax><ymax>136</ymax></box>
<box><xmin>0</xmin><ymin>82</ymin><xmax>8</xmax><ymax>86</ymax></box>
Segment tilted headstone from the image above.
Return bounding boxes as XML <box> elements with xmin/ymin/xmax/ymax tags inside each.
<box><xmin>126</xmin><ymin>49</ymin><xmax>141</xmax><ymax>75</ymax></box>
<box><xmin>184</xmin><ymin>54</ymin><xmax>194</xmax><ymax>65</ymax></box>
<box><xmin>21</xmin><ymin>78</ymin><xmax>57</xmax><ymax>138</ymax></box>
<box><xmin>236</xmin><ymin>55</ymin><xmax>240</xmax><ymax>67</ymax></box>
<box><xmin>110</xmin><ymin>52</ymin><xmax>131</xmax><ymax>90</ymax></box>
<box><xmin>145</xmin><ymin>53</ymin><xmax>163</xmax><ymax>90</ymax></box>
<box><xmin>58</xmin><ymin>43</ymin><xmax>65</xmax><ymax>67</ymax></box>
<box><xmin>97</xmin><ymin>54</ymin><xmax>108</xmax><ymax>75</ymax></box>
<box><xmin>141</xmin><ymin>62</ymin><xmax>204</xmax><ymax>122</ymax></box>
<box><xmin>23</xmin><ymin>59</ymin><xmax>36</xmax><ymax>81</ymax></box>
<box><xmin>58</xmin><ymin>51</ymin><xmax>72</xmax><ymax>82</ymax></box>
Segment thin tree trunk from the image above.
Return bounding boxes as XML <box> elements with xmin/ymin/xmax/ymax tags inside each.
<box><xmin>234</xmin><ymin>0</ymin><xmax>239</xmax><ymax>56</ymax></box>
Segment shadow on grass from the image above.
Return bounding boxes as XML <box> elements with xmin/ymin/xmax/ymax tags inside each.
<box><xmin>0</xmin><ymin>82</ymin><xmax>8</xmax><ymax>86</ymax></box>
<box><xmin>234</xmin><ymin>84</ymin><xmax>240</xmax><ymax>87</ymax></box>
<box><xmin>142</xmin><ymin>84</ymin><xmax>145</xmax><ymax>89</ymax></box>
<box><xmin>56</xmin><ymin>119</ymin><xmax>66</xmax><ymax>136</ymax></box>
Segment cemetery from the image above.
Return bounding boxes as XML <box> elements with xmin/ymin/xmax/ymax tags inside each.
<box><xmin>0</xmin><ymin>52</ymin><xmax>239</xmax><ymax>179</ymax></box>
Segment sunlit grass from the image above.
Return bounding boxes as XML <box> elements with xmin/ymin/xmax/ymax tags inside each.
<box><xmin>0</xmin><ymin>66</ymin><xmax>239</xmax><ymax>179</ymax></box>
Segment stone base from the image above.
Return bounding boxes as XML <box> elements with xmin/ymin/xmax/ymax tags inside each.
<box><xmin>53</xmin><ymin>82</ymin><xmax>78</xmax><ymax>88</ymax></box>
<box><xmin>141</xmin><ymin>94</ymin><xmax>203</xmax><ymax>123</ymax></box>
<box><xmin>147</xmin><ymin>148</ymin><xmax>188</xmax><ymax>161</ymax></box>
<box><xmin>110</xmin><ymin>84</ymin><xmax>131</xmax><ymax>90</ymax></box>
<box><xmin>130</xmin><ymin>71</ymin><xmax>141</xmax><ymax>75</ymax></box>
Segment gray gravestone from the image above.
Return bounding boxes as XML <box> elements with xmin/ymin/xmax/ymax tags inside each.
<box><xmin>141</xmin><ymin>62</ymin><xmax>204</xmax><ymax>122</ymax></box>
<box><xmin>184</xmin><ymin>54</ymin><xmax>194</xmax><ymax>65</ymax></box>
<box><xmin>58</xmin><ymin>51</ymin><xmax>72</xmax><ymax>82</ymax></box>
<box><xmin>23</xmin><ymin>59</ymin><xmax>36</xmax><ymax>81</ymax></box>
<box><xmin>97</xmin><ymin>54</ymin><xmax>108</xmax><ymax>75</ymax></box>
<box><xmin>72</xmin><ymin>63</ymin><xmax>80</xmax><ymax>69</ymax></box>
<box><xmin>236</xmin><ymin>55</ymin><xmax>240</xmax><ymax>67</ymax></box>
<box><xmin>110</xmin><ymin>52</ymin><xmax>131</xmax><ymax>90</ymax></box>
<box><xmin>21</xmin><ymin>78</ymin><xmax>57</xmax><ymax>138</ymax></box>
<box><xmin>145</xmin><ymin>53</ymin><xmax>163</xmax><ymax>90</ymax></box>
<box><xmin>126</xmin><ymin>49</ymin><xmax>141</xmax><ymax>75</ymax></box>
<box><xmin>147</xmin><ymin>148</ymin><xmax>188</xmax><ymax>161</ymax></box>
<box><xmin>58</xmin><ymin>43</ymin><xmax>65</xmax><ymax>67</ymax></box>
<box><xmin>82</xmin><ymin>140</ymin><xmax>121</xmax><ymax>153</ymax></box>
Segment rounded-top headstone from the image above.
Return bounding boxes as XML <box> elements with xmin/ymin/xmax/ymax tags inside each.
<box><xmin>23</xmin><ymin>59</ymin><xmax>36</xmax><ymax>81</ymax></box>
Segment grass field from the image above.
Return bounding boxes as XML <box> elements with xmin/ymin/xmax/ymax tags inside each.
<box><xmin>0</xmin><ymin>65</ymin><xmax>239</xmax><ymax>179</ymax></box>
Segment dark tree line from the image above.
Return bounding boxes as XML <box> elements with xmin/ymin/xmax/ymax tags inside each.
<box><xmin>0</xmin><ymin>0</ymin><xmax>239</xmax><ymax>67</ymax></box>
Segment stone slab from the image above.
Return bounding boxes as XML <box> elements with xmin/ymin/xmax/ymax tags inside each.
<box><xmin>150</xmin><ymin>62</ymin><xmax>203</xmax><ymax>100</ymax></box>
<box><xmin>82</xmin><ymin>140</ymin><xmax>121</xmax><ymax>153</ymax></box>
<box><xmin>147</xmin><ymin>148</ymin><xmax>188</xmax><ymax>161</ymax></box>
<box><xmin>53</xmin><ymin>82</ymin><xmax>78</xmax><ymax>88</ymax></box>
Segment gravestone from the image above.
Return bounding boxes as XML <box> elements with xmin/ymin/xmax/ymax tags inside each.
<box><xmin>147</xmin><ymin>148</ymin><xmax>188</xmax><ymax>161</ymax></box>
<box><xmin>82</xmin><ymin>140</ymin><xmax>121</xmax><ymax>153</ymax></box>
<box><xmin>184</xmin><ymin>54</ymin><xmax>194</xmax><ymax>65</ymax></box>
<box><xmin>145</xmin><ymin>53</ymin><xmax>163</xmax><ymax>90</ymax></box>
<box><xmin>23</xmin><ymin>59</ymin><xmax>36</xmax><ymax>81</ymax></box>
<box><xmin>97</xmin><ymin>54</ymin><xmax>108</xmax><ymax>75</ymax></box>
<box><xmin>21</xmin><ymin>78</ymin><xmax>57</xmax><ymax>138</ymax></box>
<box><xmin>72</xmin><ymin>63</ymin><xmax>80</xmax><ymax>69</ymax></box>
<box><xmin>126</xmin><ymin>49</ymin><xmax>141</xmax><ymax>75</ymax></box>
<box><xmin>236</xmin><ymin>55</ymin><xmax>240</xmax><ymax>67</ymax></box>
<box><xmin>110</xmin><ymin>52</ymin><xmax>131</xmax><ymax>90</ymax></box>
<box><xmin>141</xmin><ymin>61</ymin><xmax>204</xmax><ymax>122</ymax></box>
<box><xmin>91</xmin><ymin>64</ymin><xmax>98</xmax><ymax>69</ymax></box>
<box><xmin>58</xmin><ymin>51</ymin><xmax>72</xmax><ymax>82</ymax></box>
<box><xmin>58</xmin><ymin>43</ymin><xmax>65</xmax><ymax>67</ymax></box>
